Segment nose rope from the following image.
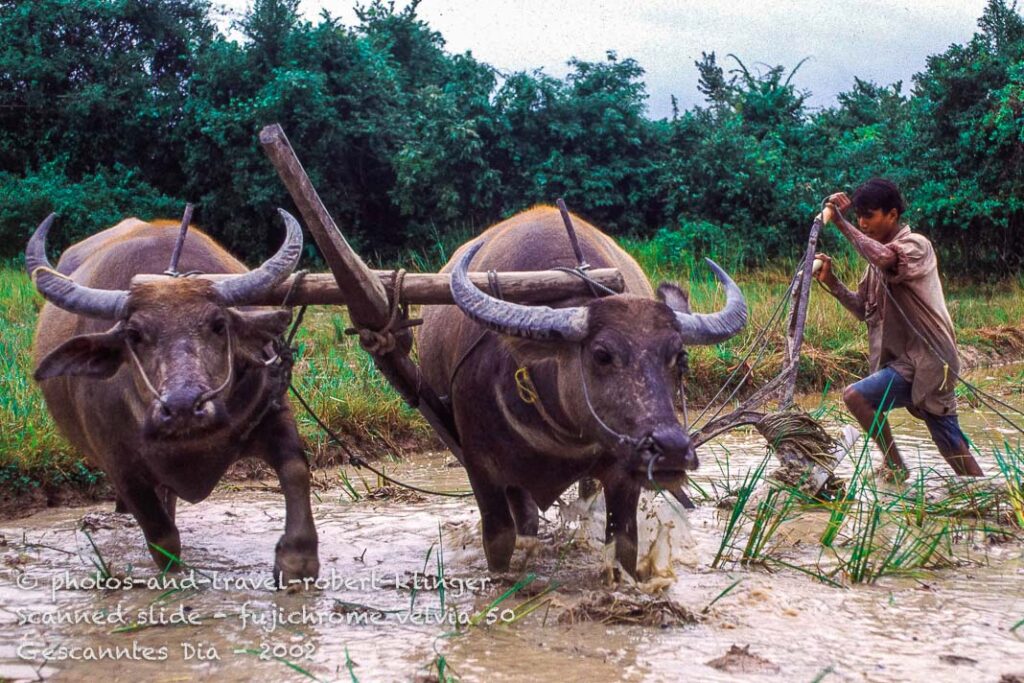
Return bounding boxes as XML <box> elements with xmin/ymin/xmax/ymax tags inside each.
<box><xmin>646</xmin><ymin>453</ymin><xmax>661</xmax><ymax>482</ymax></box>
<box><xmin>196</xmin><ymin>328</ymin><xmax>233</xmax><ymax>407</ymax></box>
<box><xmin>126</xmin><ymin>341</ymin><xmax>164</xmax><ymax>404</ymax></box>
<box><xmin>125</xmin><ymin>328</ymin><xmax>234</xmax><ymax>410</ymax></box>
<box><xmin>576</xmin><ymin>346</ymin><xmax>649</xmax><ymax>452</ymax></box>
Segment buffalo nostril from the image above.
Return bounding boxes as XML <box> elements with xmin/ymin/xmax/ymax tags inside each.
<box><xmin>158</xmin><ymin>403</ymin><xmax>172</xmax><ymax>421</ymax></box>
<box><xmin>650</xmin><ymin>427</ymin><xmax>691</xmax><ymax>459</ymax></box>
<box><xmin>684</xmin><ymin>449</ymin><xmax>699</xmax><ymax>471</ymax></box>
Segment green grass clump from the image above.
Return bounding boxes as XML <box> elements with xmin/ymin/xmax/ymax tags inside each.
<box><xmin>0</xmin><ymin>263</ymin><xmax>85</xmax><ymax>491</ymax></box>
<box><xmin>992</xmin><ymin>442</ymin><xmax>1024</xmax><ymax>526</ymax></box>
<box><xmin>710</xmin><ymin>409</ymin><xmax>1023</xmax><ymax>586</ymax></box>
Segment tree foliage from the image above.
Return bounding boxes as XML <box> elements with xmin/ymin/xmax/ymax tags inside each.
<box><xmin>1</xmin><ymin>0</ymin><xmax>1022</xmax><ymax>276</ymax></box>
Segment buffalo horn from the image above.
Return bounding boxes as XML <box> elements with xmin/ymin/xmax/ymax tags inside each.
<box><xmin>672</xmin><ymin>259</ymin><xmax>748</xmax><ymax>345</ymax></box>
<box><xmin>26</xmin><ymin>214</ymin><xmax>129</xmax><ymax>320</ymax></box>
<box><xmin>214</xmin><ymin>209</ymin><xmax>304</xmax><ymax>306</ymax></box>
<box><xmin>449</xmin><ymin>242</ymin><xmax>590</xmax><ymax>342</ymax></box>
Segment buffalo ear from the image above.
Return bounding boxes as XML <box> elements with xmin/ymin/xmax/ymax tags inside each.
<box><xmin>34</xmin><ymin>325</ymin><xmax>126</xmax><ymax>380</ymax></box>
<box><xmin>228</xmin><ymin>309</ymin><xmax>292</xmax><ymax>341</ymax></box>
<box><xmin>228</xmin><ymin>309</ymin><xmax>292</xmax><ymax>364</ymax></box>
<box><xmin>657</xmin><ymin>283</ymin><xmax>690</xmax><ymax>315</ymax></box>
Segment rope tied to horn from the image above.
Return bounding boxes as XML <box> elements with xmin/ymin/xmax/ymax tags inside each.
<box><xmin>345</xmin><ymin>268</ymin><xmax>422</xmax><ymax>356</ymax></box>
<box><xmin>30</xmin><ymin>265</ymin><xmax>72</xmax><ymax>284</ymax></box>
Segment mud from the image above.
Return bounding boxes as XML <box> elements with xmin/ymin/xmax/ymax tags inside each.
<box><xmin>706</xmin><ymin>644</ymin><xmax>781</xmax><ymax>674</ymax></box>
<box><xmin>2</xmin><ymin>368</ymin><xmax>1024</xmax><ymax>682</ymax></box>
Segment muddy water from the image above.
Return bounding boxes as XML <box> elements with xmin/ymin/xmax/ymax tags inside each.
<box><xmin>2</xmin><ymin>369</ymin><xmax>1024</xmax><ymax>682</ymax></box>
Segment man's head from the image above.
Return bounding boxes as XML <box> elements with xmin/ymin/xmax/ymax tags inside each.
<box><xmin>852</xmin><ymin>178</ymin><xmax>904</xmax><ymax>242</ymax></box>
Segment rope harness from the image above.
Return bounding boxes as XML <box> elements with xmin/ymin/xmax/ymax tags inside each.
<box><xmin>691</xmin><ymin>275</ymin><xmax>796</xmax><ymax>431</ymax></box>
<box><xmin>125</xmin><ymin>329</ymin><xmax>234</xmax><ymax>410</ymax></box>
<box><xmin>123</xmin><ymin>210</ymin><xmax>239</xmax><ymax>416</ymax></box>
<box><xmin>285</xmin><ymin>269</ymin><xmax>473</xmax><ymax>498</ymax></box>
<box><xmin>343</xmin><ymin>269</ymin><xmax>422</xmax><ymax>355</ymax></box>
<box><xmin>30</xmin><ymin>265</ymin><xmax>72</xmax><ymax>284</ymax></box>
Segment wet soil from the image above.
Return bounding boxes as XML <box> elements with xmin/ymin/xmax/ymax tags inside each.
<box><xmin>2</xmin><ymin>371</ymin><xmax>1024</xmax><ymax>681</ymax></box>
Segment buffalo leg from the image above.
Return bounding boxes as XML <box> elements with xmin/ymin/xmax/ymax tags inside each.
<box><xmin>256</xmin><ymin>414</ymin><xmax>319</xmax><ymax>586</ymax></box>
<box><xmin>118</xmin><ymin>478</ymin><xmax>182</xmax><ymax>571</ymax></box>
<box><xmin>604</xmin><ymin>482</ymin><xmax>641</xmax><ymax>578</ymax></box>
<box><xmin>506</xmin><ymin>486</ymin><xmax>539</xmax><ymax>537</ymax></box>
<box><xmin>158</xmin><ymin>485</ymin><xmax>177</xmax><ymax>522</ymax></box>
<box><xmin>465</xmin><ymin>463</ymin><xmax>516</xmax><ymax>572</ymax></box>
<box><xmin>578</xmin><ymin>477</ymin><xmax>600</xmax><ymax>500</ymax></box>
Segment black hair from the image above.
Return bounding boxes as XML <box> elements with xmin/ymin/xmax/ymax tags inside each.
<box><xmin>851</xmin><ymin>177</ymin><xmax>905</xmax><ymax>217</ymax></box>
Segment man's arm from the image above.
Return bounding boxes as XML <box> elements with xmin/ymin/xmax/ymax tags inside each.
<box><xmin>823</xmin><ymin>197</ymin><xmax>898</xmax><ymax>271</ymax></box>
<box><xmin>825</xmin><ymin>277</ymin><xmax>867</xmax><ymax>321</ymax></box>
<box><xmin>830</xmin><ymin>211</ymin><xmax>898</xmax><ymax>271</ymax></box>
<box><xmin>815</xmin><ymin>255</ymin><xmax>867</xmax><ymax>320</ymax></box>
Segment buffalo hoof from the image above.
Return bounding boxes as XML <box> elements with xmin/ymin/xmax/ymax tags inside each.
<box><xmin>147</xmin><ymin>534</ymin><xmax>183</xmax><ymax>572</ymax></box>
<box><xmin>274</xmin><ymin>537</ymin><xmax>319</xmax><ymax>589</ymax></box>
<box><xmin>483</xmin><ymin>527</ymin><xmax>516</xmax><ymax>573</ymax></box>
<box><xmin>615</xmin><ymin>541</ymin><xmax>638</xmax><ymax>580</ymax></box>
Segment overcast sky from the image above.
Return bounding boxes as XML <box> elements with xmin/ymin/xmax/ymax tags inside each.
<box><xmin>216</xmin><ymin>0</ymin><xmax>993</xmax><ymax>119</ymax></box>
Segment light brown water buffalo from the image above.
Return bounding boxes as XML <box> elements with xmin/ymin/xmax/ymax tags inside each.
<box><xmin>27</xmin><ymin>211</ymin><xmax>318</xmax><ymax>584</ymax></box>
<box><xmin>418</xmin><ymin>207</ymin><xmax>746</xmax><ymax>576</ymax></box>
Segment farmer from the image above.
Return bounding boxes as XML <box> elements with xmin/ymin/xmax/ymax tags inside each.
<box><xmin>814</xmin><ymin>178</ymin><xmax>984</xmax><ymax>481</ymax></box>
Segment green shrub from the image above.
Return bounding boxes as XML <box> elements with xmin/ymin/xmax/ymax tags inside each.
<box><xmin>0</xmin><ymin>160</ymin><xmax>183</xmax><ymax>259</ymax></box>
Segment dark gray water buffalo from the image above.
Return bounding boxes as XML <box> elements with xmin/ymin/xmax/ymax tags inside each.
<box><xmin>27</xmin><ymin>211</ymin><xmax>318</xmax><ymax>583</ymax></box>
<box><xmin>418</xmin><ymin>206</ymin><xmax>746</xmax><ymax>576</ymax></box>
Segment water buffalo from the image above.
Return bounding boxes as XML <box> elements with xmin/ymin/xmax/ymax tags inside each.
<box><xmin>418</xmin><ymin>207</ymin><xmax>746</xmax><ymax>576</ymax></box>
<box><xmin>27</xmin><ymin>211</ymin><xmax>318</xmax><ymax>583</ymax></box>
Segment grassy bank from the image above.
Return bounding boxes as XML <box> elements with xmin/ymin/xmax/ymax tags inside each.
<box><xmin>3</xmin><ymin>248</ymin><xmax>1024</xmax><ymax>499</ymax></box>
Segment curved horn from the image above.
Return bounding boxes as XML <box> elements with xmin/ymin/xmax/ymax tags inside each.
<box><xmin>25</xmin><ymin>214</ymin><xmax>129</xmax><ymax>319</ymax></box>
<box><xmin>450</xmin><ymin>242</ymin><xmax>590</xmax><ymax>342</ymax></box>
<box><xmin>672</xmin><ymin>258</ymin><xmax>748</xmax><ymax>345</ymax></box>
<box><xmin>214</xmin><ymin>209</ymin><xmax>304</xmax><ymax>306</ymax></box>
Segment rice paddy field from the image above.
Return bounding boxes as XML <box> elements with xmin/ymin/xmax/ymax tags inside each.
<box><xmin>0</xmin><ymin>387</ymin><xmax>1022</xmax><ymax>681</ymax></box>
<box><xmin>1</xmin><ymin>246</ymin><xmax>1023</xmax><ymax>681</ymax></box>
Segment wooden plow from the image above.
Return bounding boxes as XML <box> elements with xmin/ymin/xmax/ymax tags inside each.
<box><xmin>135</xmin><ymin>124</ymin><xmax>839</xmax><ymax>495</ymax></box>
<box><xmin>689</xmin><ymin>215</ymin><xmax>842</xmax><ymax>494</ymax></box>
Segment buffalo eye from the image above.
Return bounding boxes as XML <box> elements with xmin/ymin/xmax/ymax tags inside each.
<box><xmin>210</xmin><ymin>317</ymin><xmax>227</xmax><ymax>336</ymax></box>
<box><xmin>592</xmin><ymin>346</ymin><xmax>614</xmax><ymax>367</ymax></box>
<box><xmin>124</xmin><ymin>326</ymin><xmax>144</xmax><ymax>346</ymax></box>
<box><xmin>670</xmin><ymin>351</ymin><xmax>689</xmax><ymax>375</ymax></box>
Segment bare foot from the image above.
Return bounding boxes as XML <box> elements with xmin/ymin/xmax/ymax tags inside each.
<box><xmin>873</xmin><ymin>465</ymin><xmax>909</xmax><ymax>484</ymax></box>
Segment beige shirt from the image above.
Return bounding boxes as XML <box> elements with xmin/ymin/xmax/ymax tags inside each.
<box><xmin>857</xmin><ymin>225</ymin><xmax>959</xmax><ymax>416</ymax></box>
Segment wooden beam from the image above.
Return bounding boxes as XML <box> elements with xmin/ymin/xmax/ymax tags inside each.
<box><xmin>779</xmin><ymin>216</ymin><xmax>824</xmax><ymax>409</ymax></box>
<box><xmin>260</xmin><ymin>124</ymin><xmax>389</xmax><ymax>327</ymax></box>
<box><xmin>133</xmin><ymin>268</ymin><xmax>625</xmax><ymax>306</ymax></box>
<box><xmin>259</xmin><ymin>124</ymin><xmax>466</xmax><ymax>462</ymax></box>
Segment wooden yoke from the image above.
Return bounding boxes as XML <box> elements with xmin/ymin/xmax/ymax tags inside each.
<box><xmin>133</xmin><ymin>269</ymin><xmax>625</xmax><ymax>306</ymax></box>
<box><xmin>259</xmin><ymin>123</ymin><xmax>465</xmax><ymax>462</ymax></box>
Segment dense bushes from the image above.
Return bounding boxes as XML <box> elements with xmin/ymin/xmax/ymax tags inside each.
<box><xmin>0</xmin><ymin>161</ymin><xmax>182</xmax><ymax>253</ymax></box>
<box><xmin>0</xmin><ymin>0</ymin><xmax>1022</xmax><ymax>275</ymax></box>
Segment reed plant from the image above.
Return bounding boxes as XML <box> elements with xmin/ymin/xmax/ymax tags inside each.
<box><xmin>707</xmin><ymin>388</ymin><xmax>1022</xmax><ymax>585</ymax></box>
